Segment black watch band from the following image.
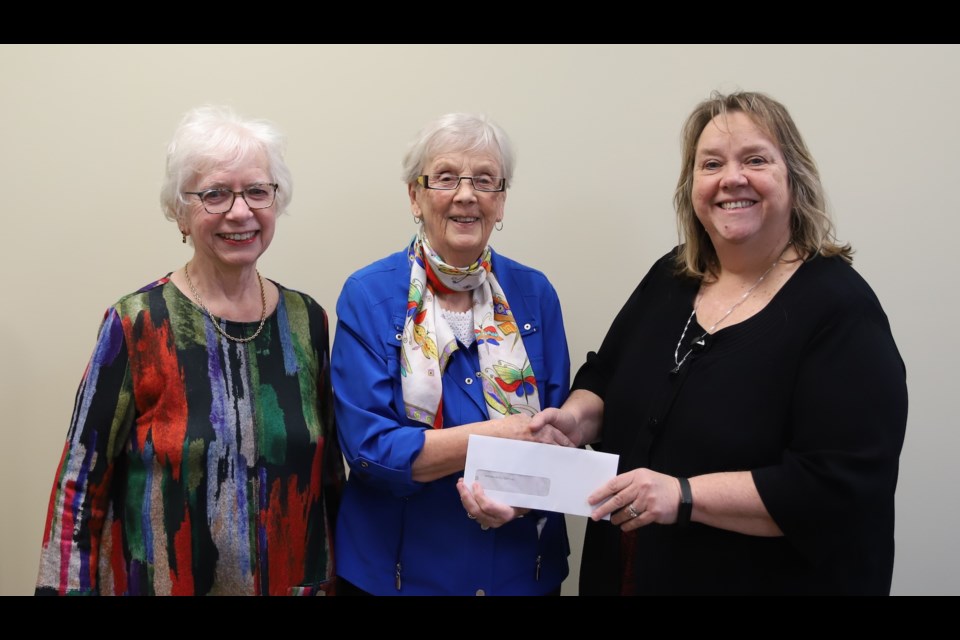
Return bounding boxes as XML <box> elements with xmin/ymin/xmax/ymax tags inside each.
<box><xmin>677</xmin><ymin>477</ymin><xmax>693</xmax><ymax>528</ymax></box>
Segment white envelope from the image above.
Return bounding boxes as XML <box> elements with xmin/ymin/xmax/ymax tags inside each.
<box><xmin>463</xmin><ymin>434</ymin><xmax>620</xmax><ymax>519</ymax></box>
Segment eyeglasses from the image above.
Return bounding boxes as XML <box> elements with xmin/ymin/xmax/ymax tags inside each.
<box><xmin>184</xmin><ymin>183</ymin><xmax>279</xmax><ymax>214</ymax></box>
<box><xmin>417</xmin><ymin>174</ymin><xmax>505</xmax><ymax>193</ymax></box>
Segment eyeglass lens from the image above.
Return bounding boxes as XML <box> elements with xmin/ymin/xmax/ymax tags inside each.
<box><xmin>200</xmin><ymin>184</ymin><xmax>276</xmax><ymax>213</ymax></box>
<box><xmin>425</xmin><ymin>174</ymin><xmax>503</xmax><ymax>192</ymax></box>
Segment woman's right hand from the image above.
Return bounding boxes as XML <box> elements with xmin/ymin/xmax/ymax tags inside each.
<box><xmin>529</xmin><ymin>390</ymin><xmax>604</xmax><ymax>448</ymax></box>
<box><xmin>497</xmin><ymin>412</ymin><xmax>575</xmax><ymax>447</ymax></box>
<box><xmin>529</xmin><ymin>407</ymin><xmax>583</xmax><ymax>447</ymax></box>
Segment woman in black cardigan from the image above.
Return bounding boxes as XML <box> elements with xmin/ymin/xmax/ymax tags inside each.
<box><xmin>532</xmin><ymin>91</ymin><xmax>907</xmax><ymax>595</ymax></box>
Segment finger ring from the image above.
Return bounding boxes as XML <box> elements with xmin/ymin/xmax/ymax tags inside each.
<box><xmin>627</xmin><ymin>505</ymin><xmax>641</xmax><ymax>519</ymax></box>
<box><xmin>467</xmin><ymin>513</ymin><xmax>477</xmax><ymax>519</ymax></box>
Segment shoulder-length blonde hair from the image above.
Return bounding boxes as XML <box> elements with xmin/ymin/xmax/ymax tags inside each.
<box><xmin>673</xmin><ymin>91</ymin><xmax>852</xmax><ymax>280</ymax></box>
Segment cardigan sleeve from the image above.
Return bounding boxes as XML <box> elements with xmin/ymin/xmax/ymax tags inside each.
<box><xmin>36</xmin><ymin>307</ymin><xmax>135</xmax><ymax>595</ymax></box>
<box><xmin>751</xmin><ymin>291</ymin><xmax>907</xmax><ymax>590</ymax></box>
<box><xmin>332</xmin><ymin>275</ymin><xmax>428</xmax><ymax>497</ymax></box>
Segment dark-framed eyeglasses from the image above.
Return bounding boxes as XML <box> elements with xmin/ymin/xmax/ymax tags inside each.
<box><xmin>417</xmin><ymin>174</ymin><xmax>505</xmax><ymax>193</ymax></box>
<box><xmin>184</xmin><ymin>183</ymin><xmax>279</xmax><ymax>214</ymax></box>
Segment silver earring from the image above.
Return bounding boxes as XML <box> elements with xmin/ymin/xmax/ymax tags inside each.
<box><xmin>495</xmin><ymin>220</ymin><xmax>503</xmax><ymax>231</ymax></box>
<box><xmin>413</xmin><ymin>215</ymin><xmax>422</xmax><ymax>225</ymax></box>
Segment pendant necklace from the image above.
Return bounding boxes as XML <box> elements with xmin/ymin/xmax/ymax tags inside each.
<box><xmin>671</xmin><ymin>245</ymin><xmax>790</xmax><ymax>374</ymax></box>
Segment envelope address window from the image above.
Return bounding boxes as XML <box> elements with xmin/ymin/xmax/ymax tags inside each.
<box><xmin>475</xmin><ymin>469</ymin><xmax>551</xmax><ymax>497</ymax></box>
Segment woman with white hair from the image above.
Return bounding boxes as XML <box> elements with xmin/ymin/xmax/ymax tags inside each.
<box><xmin>332</xmin><ymin>113</ymin><xmax>571</xmax><ymax>595</ymax></box>
<box><xmin>36</xmin><ymin>105</ymin><xmax>344</xmax><ymax>596</ymax></box>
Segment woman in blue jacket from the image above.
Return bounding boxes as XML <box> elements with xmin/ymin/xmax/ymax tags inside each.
<box><xmin>332</xmin><ymin>113</ymin><xmax>571</xmax><ymax>595</ymax></box>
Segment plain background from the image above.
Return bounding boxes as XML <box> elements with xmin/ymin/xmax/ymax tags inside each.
<box><xmin>1</xmin><ymin>44</ymin><xmax>954</xmax><ymax>596</ymax></box>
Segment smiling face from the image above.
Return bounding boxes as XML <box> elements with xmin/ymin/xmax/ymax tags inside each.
<box><xmin>182</xmin><ymin>151</ymin><xmax>276</xmax><ymax>275</ymax></box>
<box><xmin>692</xmin><ymin>111</ymin><xmax>792</xmax><ymax>254</ymax></box>
<box><xmin>408</xmin><ymin>149</ymin><xmax>505</xmax><ymax>267</ymax></box>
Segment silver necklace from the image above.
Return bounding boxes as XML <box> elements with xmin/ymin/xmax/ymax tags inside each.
<box><xmin>183</xmin><ymin>262</ymin><xmax>267</xmax><ymax>344</ymax></box>
<box><xmin>671</xmin><ymin>247</ymin><xmax>788</xmax><ymax>374</ymax></box>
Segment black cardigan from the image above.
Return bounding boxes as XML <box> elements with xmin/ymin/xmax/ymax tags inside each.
<box><xmin>574</xmin><ymin>250</ymin><xmax>907</xmax><ymax>595</ymax></box>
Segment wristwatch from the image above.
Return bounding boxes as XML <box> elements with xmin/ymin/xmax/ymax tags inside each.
<box><xmin>677</xmin><ymin>477</ymin><xmax>693</xmax><ymax>528</ymax></box>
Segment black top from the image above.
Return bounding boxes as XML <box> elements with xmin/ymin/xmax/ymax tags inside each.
<box><xmin>573</xmin><ymin>250</ymin><xmax>908</xmax><ymax>595</ymax></box>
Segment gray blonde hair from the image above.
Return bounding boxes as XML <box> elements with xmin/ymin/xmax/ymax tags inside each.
<box><xmin>401</xmin><ymin>113</ymin><xmax>515</xmax><ymax>187</ymax></box>
<box><xmin>673</xmin><ymin>91</ymin><xmax>852</xmax><ymax>280</ymax></box>
<box><xmin>160</xmin><ymin>105</ymin><xmax>293</xmax><ymax>224</ymax></box>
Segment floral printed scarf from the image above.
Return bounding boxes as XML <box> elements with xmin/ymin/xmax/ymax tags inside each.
<box><xmin>401</xmin><ymin>230</ymin><xmax>541</xmax><ymax>428</ymax></box>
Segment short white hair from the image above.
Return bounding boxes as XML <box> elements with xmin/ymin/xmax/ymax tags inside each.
<box><xmin>160</xmin><ymin>105</ymin><xmax>292</xmax><ymax>224</ymax></box>
<box><xmin>401</xmin><ymin>113</ymin><xmax>515</xmax><ymax>187</ymax></box>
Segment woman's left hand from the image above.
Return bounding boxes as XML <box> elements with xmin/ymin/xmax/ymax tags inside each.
<box><xmin>457</xmin><ymin>478</ymin><xmax>530</xmax><ymax>530</ymax></box>
<box><xmin>588</xmin><ymin>468</ymin><xmax>682</xmax><ymax>531</ymax></box>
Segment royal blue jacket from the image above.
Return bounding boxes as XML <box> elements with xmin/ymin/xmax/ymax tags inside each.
<box><xmin>332</xmin><ymin>247</ymin><xmax>571</xmax><ymax>595</ymax></box>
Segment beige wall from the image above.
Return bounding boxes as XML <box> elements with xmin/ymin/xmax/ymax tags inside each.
<box><xmin>1</xmin><ymin>44</ymin><xmax>954</xmax><ymax>595</ymax></box>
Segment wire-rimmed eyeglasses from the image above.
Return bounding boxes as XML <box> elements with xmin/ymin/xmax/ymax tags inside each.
<box><xmin>184</xmin><ymin>183</ymin><xmax>279</xmax><ymax>214</ymax></box>
<box><xmin>417</xmin><ymin>174</ymin><xmax>505</xmax><ymax>193</ymax></box>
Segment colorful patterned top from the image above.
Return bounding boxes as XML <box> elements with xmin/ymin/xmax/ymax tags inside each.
<box><xmin>36</xmin><ymin>276</ymin><xmax>344</xmax><ymax>596</ymax></box>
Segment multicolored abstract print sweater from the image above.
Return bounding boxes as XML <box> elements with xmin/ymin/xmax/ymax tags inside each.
<box><xmin>36</xmin><ymin>276</ymin><xmax>344</xmax><ymax>595</ymax></box>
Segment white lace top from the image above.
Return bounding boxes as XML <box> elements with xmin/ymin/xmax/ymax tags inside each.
<box><xmin>440</xmin><ymin>308</ymin><xmax>475</xmax><ymax>347</ymax></box>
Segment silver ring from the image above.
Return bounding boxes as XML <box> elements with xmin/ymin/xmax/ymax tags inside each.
<box><xmin>627</xmin><ymin>505</ymin><xmax>641</xmax><ymax>519</ymax></box>
<box><xmin>467</xmin><ymin>513</ymin><xmax>477</xmax><ymax>519</ymax></box>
